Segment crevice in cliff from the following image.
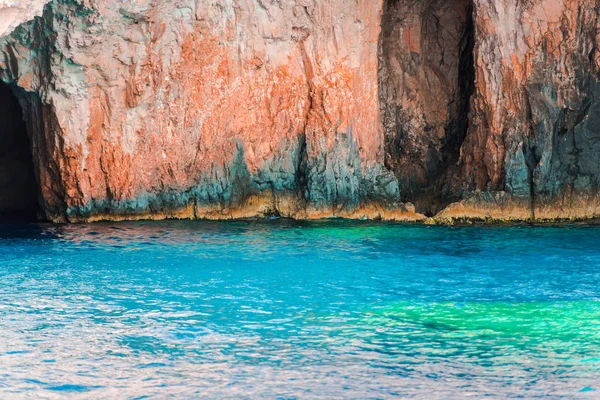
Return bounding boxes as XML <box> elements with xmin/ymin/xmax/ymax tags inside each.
<box><xmin>437</xmin><ymin>1</ymin><xmax>476</xmax><ymax>214</ymax></box>
<box><xmin>0</xmin><ymin>81</ymin><xmax>41</xmax><ymax>221</ymax></box>
<box><xmin>379</xmin><ymin>0</ymin><xmax>476</xmax><ymax>217</ymax></box>
<box><xmin>522</xmin><ymin>89</ymin><xmax>540</xmax><ymax>221</ymax></box>
<box><xmin>295</xmin><ymin>133</ymin><xmax>309</xmax><ymax>203</ymax></box>
<box><xmin>448</xmin><ymin>2</ymin><xmax>476</xmax><ymax>164</ymax></box>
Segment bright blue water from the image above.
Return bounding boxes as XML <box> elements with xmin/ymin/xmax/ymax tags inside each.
<box><xmin>1</xmin><ymin>220</ymin><xmax>600</xmax><ymax>398</ymax></box>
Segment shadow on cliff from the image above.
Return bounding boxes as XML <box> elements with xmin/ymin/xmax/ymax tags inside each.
<box><xmin>0</xmin><ymin>81</ymin><xmax>41</xmax><ymax>221</ymax></box>
<box><xmin>378</xmin><ymin>0</ymin><xmax>476</xmax><ymax>217</ymax></box>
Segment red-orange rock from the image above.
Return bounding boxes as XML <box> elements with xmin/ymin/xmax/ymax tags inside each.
<box><xmin>0</xmin><ymin>0</ymin><xmax>598</xmax><ymax>222</ymax></box>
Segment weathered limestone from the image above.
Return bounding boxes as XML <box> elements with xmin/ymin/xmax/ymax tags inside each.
<box><xmin>0</xmin><ymin>0</ymin><xmax>598</xmax><ymax>222</ymax></box>
<box><xmin>0</xmin><ymin>0</ymin><xmax>49</xmax><ymax>37</ymax></box>
<box><xmin>454</xmin><ymin>0</ymin><xmax>600</xmax><ymax>220</ymax></box>
<box><xmin>379</xmin><ymin>0</ymin><xmax>475</xmax><ymax>215</ymax></box>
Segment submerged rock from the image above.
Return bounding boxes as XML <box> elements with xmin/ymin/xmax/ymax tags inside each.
<box><xmin>0</xmin><ymin>0</ymin><xmax>597</xmax><ymax>222</ymax></box>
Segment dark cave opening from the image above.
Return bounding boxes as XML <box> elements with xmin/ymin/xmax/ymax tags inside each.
<box><xmin>379</xmin><ymin>0</ymin><xmax>476</xmax><ymax>217</ymax></box>
<box><xmin>0</xmin><ymin>81</ymin><xmax>40</xmax><ymax>221</ymax></box>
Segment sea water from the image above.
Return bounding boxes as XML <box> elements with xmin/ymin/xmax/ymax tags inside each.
<box><xmin>0</xmin><ymin>220</ymin><xmax>599</xmax><ymax>398</ymax></box>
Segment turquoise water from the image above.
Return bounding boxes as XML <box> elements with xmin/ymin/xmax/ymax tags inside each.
<box><xmin>1</xmin><ymin>221</ymin><xmax>600</xmax><ymax>398</ymax></box>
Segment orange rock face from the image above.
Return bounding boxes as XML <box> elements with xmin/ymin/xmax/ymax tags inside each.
<box><xmin>459</xmin><ymin>0</ymin><xmax>600</xmax><ymax>219</ymax></box>
<box><xmin>0</xmin><ymin>0</ymin><xmax>598</xmax><ymax>222</ymax></box>
<box><xmin>0</xmin><ymin>0</ymin><xmax>404</xmax><ymax>222</ymax></box>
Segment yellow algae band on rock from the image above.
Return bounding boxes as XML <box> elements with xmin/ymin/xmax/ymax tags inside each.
<box><xmin>0</xmin><ymin>0</ymin><xmax>598</xmax><ymax>223</ymax></box>
<box><xmin>66</xmin><ymin>193</ymin><xmax>427</xmax><ymax>224</ymax></box>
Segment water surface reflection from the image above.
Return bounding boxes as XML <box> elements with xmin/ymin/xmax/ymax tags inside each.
<box><xmin>0</xmin><ymin>221</ymin><xmax>599</xmax><ymax>397</ymax></box>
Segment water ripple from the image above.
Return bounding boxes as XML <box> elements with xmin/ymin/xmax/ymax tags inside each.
<box><xmin>0</xmin><ymin>221</ymin><xmax>599</xmax><ymax>398</ymax></box>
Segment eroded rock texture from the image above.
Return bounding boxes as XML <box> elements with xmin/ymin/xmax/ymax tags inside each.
<box><xmin>448</xmin><ymin>0</ymin><xmax>600</xmax><ymax>220</ymax></box>
<box><xmin>0</xmin><ymin>0</ymin><xmax>49</xmax><ymax>37</ymax></box>
<box><xmin>1</xmin><ymin>0</ymin><xmax>410</xmax><ymax>222</ymax></box>
<box><xmin>379</xmin><ymin>0</ymin><xmax>475</xmax><ymax>215</ymax></box>
<box><xmin>0</xmin><ymin>0</ymin><xmax>598</xmax><ymax>222</ymax></box>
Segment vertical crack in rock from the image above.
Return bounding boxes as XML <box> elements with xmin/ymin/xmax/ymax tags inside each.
<box><xmin>441</xmin><ymin>1</ymin><xmax>475</xmax><ymax>204</ymax></box>
<box><xmin>295</xmin><ymin>133</ymin><xmax>309</xmax><ymax>205</ymax></box>
<box><xmin>522</xmin><ymin>89</ymin><xmax>541</xmax><ymax>221</ymax></box>
<box><xmin>379</xmin><ymin>0</ymin><xmax>475</xmax><ymax>216</ymax></box>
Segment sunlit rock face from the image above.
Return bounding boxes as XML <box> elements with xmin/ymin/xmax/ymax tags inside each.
<box><xmin>445</xmin><ymin>0</ymin><xmax>600</xmax><ymax>220</ymax></box>
<box><xmin>0</xmin><ymin>0</ymin><xmax>408</xmax><ymax>222</ymax></box>
<box><xmin>0</xmin><ymin>0</ymin><xmax>598</xmax><ymax>222</ymax></box>
<box><xmin>0</xmin><ymin>0</ymin><xmax>49</xmax><ymax>37</ymax></box>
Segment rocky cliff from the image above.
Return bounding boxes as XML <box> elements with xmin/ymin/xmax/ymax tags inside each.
<box><xmin>0</xmin><ymin>0</ymin><xmax>598</xmax><ymax>222</ymax></box>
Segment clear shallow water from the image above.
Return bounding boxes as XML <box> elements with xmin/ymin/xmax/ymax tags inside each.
<box><xmin>1</xmin><ymin>220</ymin><xmax>600</xmax><ymax>398</ymax></box>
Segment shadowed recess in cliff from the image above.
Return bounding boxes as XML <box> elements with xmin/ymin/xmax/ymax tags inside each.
<box><xmin>0</xmin><ymin>81</ymin><xmax>40</xmax><ymax>220</ymax></box>
<box><xmin>378</xmin><ymin>0</ymin><xmax>475</xmax><ymax>216</ymax></box>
